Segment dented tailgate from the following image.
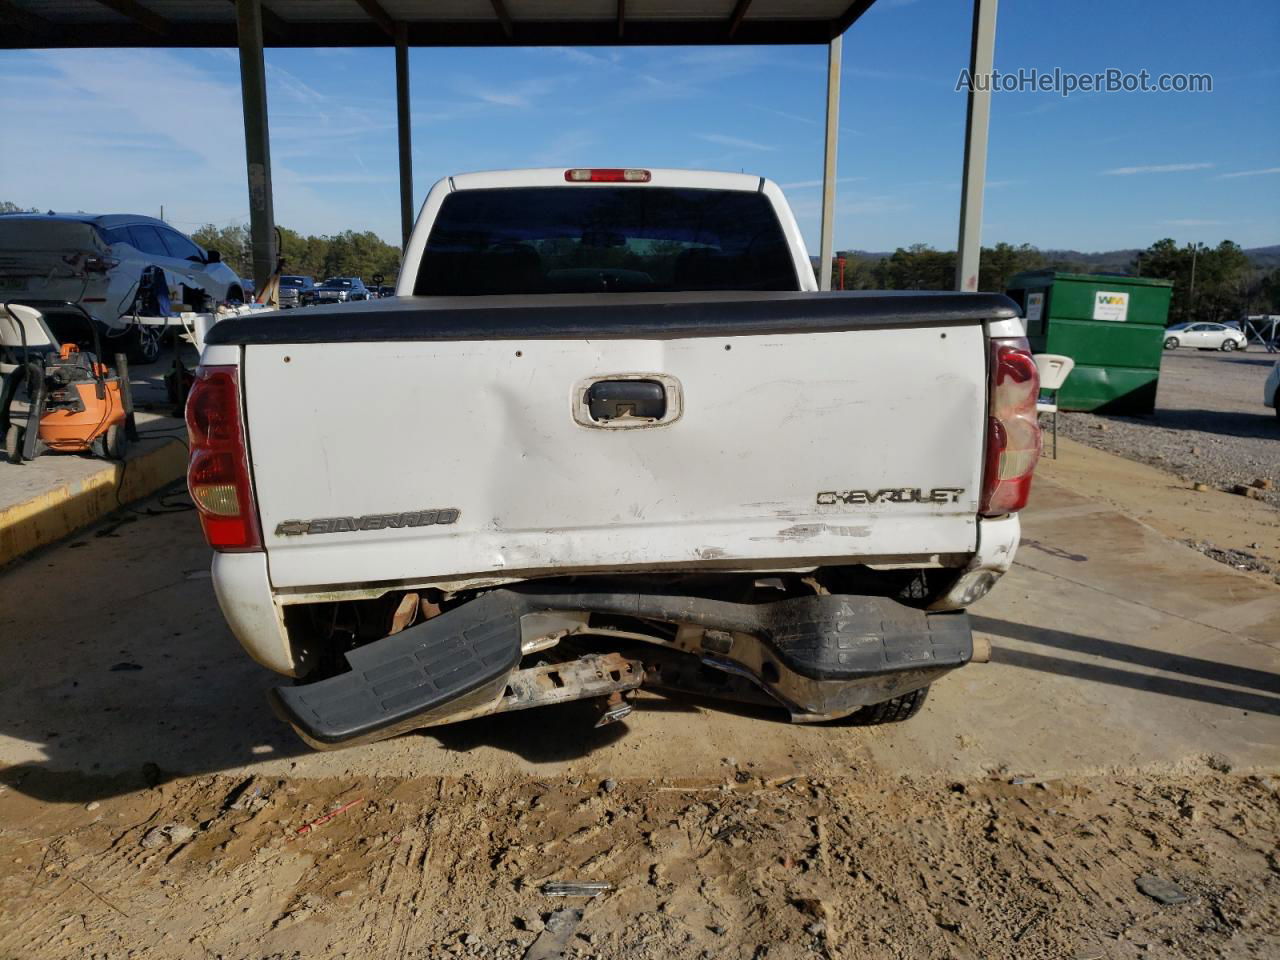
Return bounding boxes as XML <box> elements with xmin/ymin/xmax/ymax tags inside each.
<box><xmin>234</xmin><ymin>296</ymin><xmax>992</xmax><ymax>591</ymax></box>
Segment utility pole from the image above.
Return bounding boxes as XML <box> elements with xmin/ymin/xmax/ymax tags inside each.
<box><xmin>1188</xmin><ymin>242</ymin><xmax>1199</xmax><ymax>320</ymax></box>
<box><xmin>955</xmin><ymin>0</ymin><xmax>998</xmax><ymax>291</ymax></box>
<box><xmin>817</xmin><ymin>36</ymin><xmax>841</xmax><ymax>292</ymax></box>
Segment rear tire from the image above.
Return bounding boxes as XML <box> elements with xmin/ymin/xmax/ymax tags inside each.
<box><xmin>1220</xmin><ymin>339</ymin><xmax>1237</xmax><ymax>352</ymax></box>
<box><xmin>840</xmin><ymin>685</ymin><xmax>930</xmax><ymax>725</ymax></box>
<box><xmin>105</xmin><ymin>423</ymin><xmax>127</xmax><ymax>460</ymax></box>
<box><xmin>1164</xmin><ymin>337</ymin><xmax>1179</xmax><ymax>350</ymax></box>
<box><xmin>127</xmin><ymin>323</ymin><xmax>164</xmax><ymax>364</ymax></box>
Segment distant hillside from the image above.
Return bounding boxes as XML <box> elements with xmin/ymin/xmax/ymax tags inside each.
<box><xmin>840</xmin><ymin>246</ymin><xmax>1279</xmax><ymax>273</ymax></box>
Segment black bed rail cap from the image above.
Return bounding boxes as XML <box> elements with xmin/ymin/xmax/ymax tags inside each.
<box><xmin>205</xmin><ymin>289</ymin><xmax>1021</xmax><ymax>346</ymax></box>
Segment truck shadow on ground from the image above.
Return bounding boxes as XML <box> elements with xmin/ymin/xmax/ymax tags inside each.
<box><xmin>422</xmin><ymin>690</ymin><xmax>782</xmax><ymax>762</ymax></box>
<box><xmin>971</xmin><ymin>614</ymin><xmax>1280</xmax><ymax>716</ymax></box>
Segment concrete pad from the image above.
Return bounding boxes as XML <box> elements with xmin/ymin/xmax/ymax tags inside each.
<box><xmin>0</xmin><ymin>462</ymin><xmax>1277</xmax><ymax>804</ymax></box>
<box><xmin>1035</xmin><ymin>435</ymin><xmax>1280</xmax><ymax>575</ymax></box>
<box><xmin>0</xmin><ymin>348</ymin><xmax>190</xmax><ymax>566</ymax></box>
<box><xmin>0</xmin><ymin>412</ymin><xmax>186</xmax><ymax>566</ymax></box>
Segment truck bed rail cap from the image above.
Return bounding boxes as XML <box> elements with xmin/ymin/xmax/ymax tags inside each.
<box><xmin>204</xmin><ymin>290</ymin><xmax>1020</xmax><ymax>346</ymax></box>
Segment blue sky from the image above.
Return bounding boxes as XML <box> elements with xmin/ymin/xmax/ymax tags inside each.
<box><xmin>0</xmin><ymin>0</ymin><xmax>1276</xmax><ymax>253</ymax></box>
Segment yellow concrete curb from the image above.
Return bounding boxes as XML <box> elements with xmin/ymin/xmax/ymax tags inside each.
<box><xmin>0</xmin><ymin>439</ymin><xmax>187</xmax><ymax>567</ymax></box>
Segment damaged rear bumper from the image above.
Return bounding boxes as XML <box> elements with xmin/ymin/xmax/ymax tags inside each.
<box><xmin>271</xmin><ymin>589</ymin><xmax>972</xmax><ymax>748</ymax></box>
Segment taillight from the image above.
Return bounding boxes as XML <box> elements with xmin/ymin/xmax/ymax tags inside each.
<box><xmin>84</xmin><ymin>255</ymin><xmax>120</xmax><ymax>272</ymax></box>
<box><xmin>186</xmin><ymin>365</ymin><xmax>262</xmax><ymax>551</ymax></box>
<box><xmin>564</xmin><ymin>168</ymin><xmax>651</xmax><ymax>183</ymax></box>
<box><xmin>980</xmin><ymin>337</ymin><xmax>1042</xmax><ymax>516</ymax></box>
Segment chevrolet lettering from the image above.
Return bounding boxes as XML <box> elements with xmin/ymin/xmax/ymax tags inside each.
<box><xmin>816</xmin><ymin>488</ymin><xmax>966</xmax><ymax>506</ymax></box>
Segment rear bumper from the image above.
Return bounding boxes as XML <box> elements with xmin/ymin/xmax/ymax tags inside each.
<box><xmin>272</xmin><ymin>588</ymin><xmax>972</xmax><ymax>747</ymax></box>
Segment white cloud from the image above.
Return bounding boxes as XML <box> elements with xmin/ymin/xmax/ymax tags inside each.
<box><xmin>1100</xmin><ymin>162</ymin><xmax>1214</xmax><ymax>175</ymax></box>
<box><xmin>0</xmin><ymin>50</ymin><xmax>401</xmax><ymax>243</ymax></box>
<box><xmin>697</xmin><ymin>133</ymin><xmax>777</xmax><ymax>152</ymax></box>
<box><xmin>532</xmin><ymin>131</ymin><xmax>597</xmax><ymax>165</ymax></box>
<box><xmin>779</xmin><ymin>177</ymin><xmax>867</xmax><ymax>189</ymax></box>
<box><xmin>283</xmin><ymin>173</ymin><xmax>394</xmax><ymax>185</ymax></box>
<box><xmin>1215</xmin><ymin>166</ymin><xmax>1280</xmax><ymax>179</ymax></box>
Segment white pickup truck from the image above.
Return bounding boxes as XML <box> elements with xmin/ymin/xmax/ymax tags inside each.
<box><xmin>190</xmin><ymin>168</ymin><xmax>1041</xmax><ymax>748</ymax></box>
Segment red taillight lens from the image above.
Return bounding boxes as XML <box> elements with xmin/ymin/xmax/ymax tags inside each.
<box><xmin>564</xmin><ymin>168</ymin><xmax>651</xmax><ymax>183</ymax></box>
<box><xmin>186</xmin><ymin>365</ymin><xmax>261</xmax><ymax>551</ymax></box>
<box><xmin>980</xmin><ymin>337</ymin><xmax>1042</xmax><ymax>516</ymax></box>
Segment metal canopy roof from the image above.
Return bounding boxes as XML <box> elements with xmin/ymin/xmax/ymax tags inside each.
<box><xmin>2</xmin><ymin>0</ymin><xmax>877</xmax><ymax>48</ymax></box>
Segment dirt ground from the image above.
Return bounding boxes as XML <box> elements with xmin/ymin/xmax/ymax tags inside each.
<box><xmin>2</xmin><ymin>767</ymin><xmax>1278</xmax><ymax>960</ymax></box>
<box><xmin>2</xmin><ymin>429</ymin><xmax>1279</xmax><ymax>958</ymax></box>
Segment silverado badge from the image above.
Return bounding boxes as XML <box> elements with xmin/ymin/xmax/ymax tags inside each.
<box><xmin>275</xmin><ymin>508</ymin><xmax>460</xmax><ymax>537</ymax></box>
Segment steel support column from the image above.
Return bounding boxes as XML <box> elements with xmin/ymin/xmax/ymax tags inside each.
<box><xmin>395</xmin><ymin>22</ymin><xmax>414</xmax><ymax>247</ymax></box>
<box><xmin>955</xmin><ymin>0</ymin><xmax>997</xmax><ymax>292</ymax></box>
<box><xmin>818</xmin><ymin>35</ymin><xmax>841</xmax><ymax>292</ymax></box>
<box><xmin>235</xmin><ymin>0</ymin><xmax>276</xmax><ymax>291</ymax></box>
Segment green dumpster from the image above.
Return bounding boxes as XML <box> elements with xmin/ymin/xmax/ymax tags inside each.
<box><xmin>1005</xmin><ymin>271</ymin><xmax>1173</xmax><ymax>414</ymax></box>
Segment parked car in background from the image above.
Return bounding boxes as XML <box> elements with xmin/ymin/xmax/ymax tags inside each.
<box><xmin>1265</xmin><ymin>359</ymin><xmax>1279</xmax><ymax>419</ymax></box>
<box><xmin>278</xmin><ymin>275</ymin><xmax>316</xmax><ymax>308</ymax></box>
<box><xmin>1163</xmin><ymin>322</ymin><xmax>1247</xmax><ymax>352</ymax></box>
<box><xmin>373</xmin><ymin>284</ymin><xmax>396</xmax><ymax>298</ymax></box>
<box><xmin>0</xmin><ymin>212</ymin><xmax>244</xmax><ymax>361</ymax></box>
<box><xmin>313</xmin><ymin>277</ymin><xmax>370</xmax><ymax>303</ymax></box>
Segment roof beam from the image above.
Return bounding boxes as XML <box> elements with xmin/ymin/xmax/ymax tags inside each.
<box><xmin>91</xmin><ymin>0</ymin><xmax>169</xmax><ymax>36</ymax></box>
<box><xmin>225</xmin><ymin>0</ymin><xmax>289</xmax><ymax>41</ymax></box>
<box><xmin>352</xmin><ymin>0</ymin><xmax>396</xmax><ymax>38</ymax></box>
<box><xmin>832</xmin><ymin>0</ymin><xmax>876</xmax><ymax>37</ymax></box>
<box><xmin>490</xmin><ymin>0</ymin><xmax>514</xmax><ymax>38</ymax></box>
<box><xmin>0</xmin><ymin>0</ymin><xmax>54</xmax><ymax>35</ymax></box>
<box><xmin>2</xmin><ymin>18</ymin><xmax>838</xmax><ymax>49</ymax></box>
<box><xmin>728</xmin><ymin>0</ymin><xmax>753</xmax><ymax>37</ymax></box>
<box><xmin>617</xmin><ymin>0</ymin><xmax>625</xmax><ymax>38</ymax></box>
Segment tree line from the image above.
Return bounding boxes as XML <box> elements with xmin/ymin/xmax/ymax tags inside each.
<box><xmin>5</xmin><ymin>201</ymin><xmax>1278</xmax><ymax>320</ymax></box>
<box><xmin>835</xmin><ymin>240</ymin><xmax>1280</xmax><ymax>325</ymax></box>
<box><xmin>190</xmin><ymin>223</ymin><xmax>402</xmax><ymax>286</ymax></box>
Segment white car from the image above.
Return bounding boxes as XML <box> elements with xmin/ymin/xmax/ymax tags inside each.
<box><xmin>1265</xmin><ymin>359</ymin><xmax>1279</xmax><ymax>419</ymax></box>
<box><xmin>0</xmin><ymin>213</ymin><xmax>245</xmax><ymax>361</ymax></box>
<box><xmin>1163</xmin><ymin>322</ymin><xmax>1247</xmax><ymax>352</ymax></box>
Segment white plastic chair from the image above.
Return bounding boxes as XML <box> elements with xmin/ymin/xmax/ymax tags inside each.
<box><xmin>1033</xmin><ymin>354</ymin><xmax>1074</xmax><ymax>459</ymax></box>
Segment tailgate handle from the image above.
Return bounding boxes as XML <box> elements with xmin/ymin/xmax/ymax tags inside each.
<box><xmin>585</xmin><ymin>378</ymin><xmax>667</xmax><ymax>422</ymax></box>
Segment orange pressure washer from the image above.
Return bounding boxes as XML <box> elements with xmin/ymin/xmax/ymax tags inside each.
<box><xmin>2</xmin><ymin>301</ymin><xmax>138</xmax><ymax>463</ymax></box>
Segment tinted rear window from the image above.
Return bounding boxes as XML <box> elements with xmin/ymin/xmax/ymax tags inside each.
<box><xmin>415</xmin><ymin>186</ymin><xmax>799</xmax><ymax>296</ymax></box>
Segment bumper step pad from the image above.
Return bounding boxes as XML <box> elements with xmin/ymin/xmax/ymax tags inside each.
<box><xmin>273</xmin><ymin>588</ymin><xmax>972</xmax><ymax>745</ymax></box>
<box><xmin>272</xmin><ymin>591</ymin><xmax>525</xmax><ymax>746</ymax></box>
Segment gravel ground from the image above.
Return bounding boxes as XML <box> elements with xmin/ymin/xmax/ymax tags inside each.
<box><xmin>1056</xmin><ymin>349</ymin><xmax>1279</xmax><ymax>507</ymax></box>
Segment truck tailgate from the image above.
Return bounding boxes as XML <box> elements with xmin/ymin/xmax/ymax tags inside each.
<box><xmin>237</xmin><ymin>299</ymin><xmax>992</xmax><ymax>591</ymax></box>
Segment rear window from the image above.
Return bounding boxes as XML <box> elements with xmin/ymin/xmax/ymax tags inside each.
<box><xmin>414</xmin><ymin>186</ymin><xmax>799</xmax><ymax>296</ymax></box>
